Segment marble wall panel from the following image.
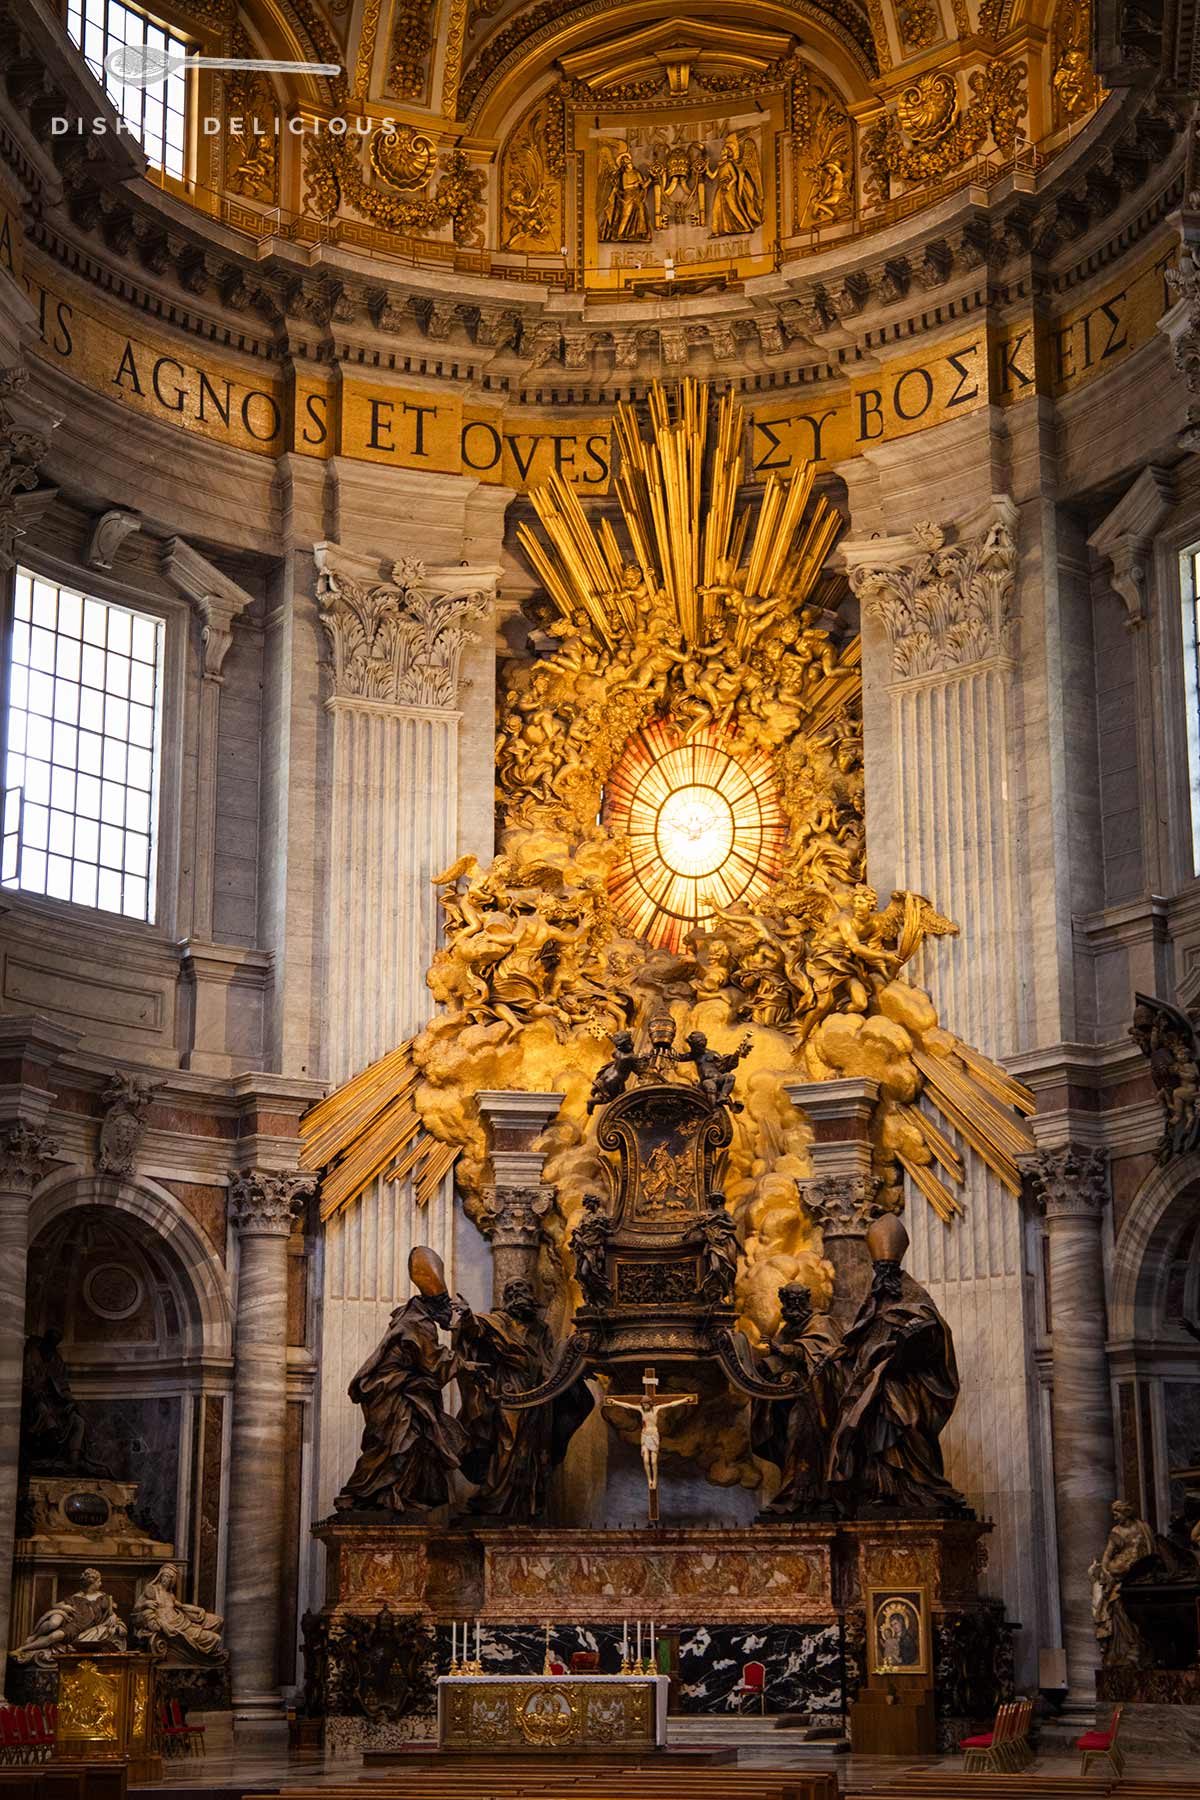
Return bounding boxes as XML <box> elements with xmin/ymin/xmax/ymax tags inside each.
<box><xmin>77</xmin><ymin>1395</ymin><xmax>179</xmax><ymax>1545</ymax></box>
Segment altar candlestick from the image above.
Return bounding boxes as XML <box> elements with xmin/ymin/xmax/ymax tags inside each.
<box><xmin>475</xmin><ymin>1618</ymin><xmax>481</xmax><ymax>1663</ymax></box>
<box><xmin>622</xmin><ymin>1618</ymin><xmax>629</xmax><ymax>1659</ymax></box>
<box><xmin>451</xmin><ymin>1621</ymin><xmax>457</xmax><ymax>1666</ymax></box>
<box><xmin>636</xmin><ymin>1619</ymin><xmax>642</xmax><ymax>1663</ymax></box>
<box><xmin>649</xmin><ymin>1621</ymin><xmax>655</xmax><ymax>1666</ymax></box>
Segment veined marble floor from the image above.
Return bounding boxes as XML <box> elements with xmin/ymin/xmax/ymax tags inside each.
<box><xmin>126</xmin><ymin>1722</ymin><xmax>1200</xmax><ymax>1795</ymax></box>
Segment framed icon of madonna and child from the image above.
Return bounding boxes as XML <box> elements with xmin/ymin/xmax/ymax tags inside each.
<box><xmin>866</xmin><ymin>1586</ymin><xmax>931</xmax><ymax>1677</ymax></box>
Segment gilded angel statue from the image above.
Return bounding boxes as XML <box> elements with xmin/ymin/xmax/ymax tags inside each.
<box><xmin>708</xmin><ymin>132</ymin><xmax>763</xmax><ymax>236</ymax></box>
<box><xmin>597</xmin><ymin>143</ymin><xmax>656</xmax><ymax>242</ymax></box>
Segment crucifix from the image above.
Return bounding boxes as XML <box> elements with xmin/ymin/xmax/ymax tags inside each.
<box><xmin>607</xmin><ymin>1367</ymin><xmax>697</xmax><ymax>1523</ymax></box>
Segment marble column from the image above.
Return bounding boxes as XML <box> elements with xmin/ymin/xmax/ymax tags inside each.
<box><xmin>1030</xmin><ymin>1143</ymin><xmax>1115</xmax><ymax>1717</ymax></box>
<box><xmin>784</xmin><ymin>1079</ymin><xmax>882</xmax><ymax>1330</ymax></box>
<box><xmin>225</xmin><ymin>1170</ymin><xmax>312</xmax><ymax>1719</ymax></box>
<box><xmin>0</xmin><ymin>1125</ymin><xmax>58</xmax><ymax>1696</ymax></box>
<box><xmin>477</xmin><ymin>1090</ymin><xmax>563</xmax><ymax>1305</ymax></box>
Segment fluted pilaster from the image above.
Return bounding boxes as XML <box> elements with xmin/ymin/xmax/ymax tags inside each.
<box><xmin>845</xmin><ymin>502</ymin><xmax>1043</xmax><ymax>1671</ymax></box>
<box><xmin>315</xmin><ymin>542</ymin><xmax>498</xmax><ymax>1520</ymax></box>
<box><xmin>0</xmin><ymin>1126</ymin><xmax>59</xmax><ymax>1695</ymax></box>
<box><xmin>1031</xmin><ymin>1143</ymin><xmax>1115</xmax><ymax>1715</ymax></box>
<box><xmin>225</xmin><ymin>1171</ymin><xmax>311</xmax><ymax>1718</ymax></box>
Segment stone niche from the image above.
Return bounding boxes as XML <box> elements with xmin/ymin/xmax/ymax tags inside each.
<box><xmin>308</xmin><ymin>1516</ymin><xmax>1009</xmax><ymax>1755</ymax></box>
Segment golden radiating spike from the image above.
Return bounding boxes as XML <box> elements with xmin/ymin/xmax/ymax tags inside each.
<box><xmin>897</xmin><ymin>1151</ymin><xmax>962</xmax><ymax>1223</ymax></box>
<box><xmin>898</xmin><ymin>1103</ymin><xmax>966</xmax><ymax>1180</ymax></box>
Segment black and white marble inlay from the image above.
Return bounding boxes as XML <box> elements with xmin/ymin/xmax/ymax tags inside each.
<box><xmin>431</xmin><ymin>1621</ymin><xmax>844</xmax><ymax>1717</ymax></box>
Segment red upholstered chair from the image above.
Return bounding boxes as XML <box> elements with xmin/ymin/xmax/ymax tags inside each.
<box><xmin>734</xmin><ymin>1660</ymin><xmax>766</xmax><ymax>1715</ymax></box>
<box><xmin>961</xmin><ymin>1699</ymin><xmax>1034</xmax><ymax>1773</ymax></box>
<box><xmin>0</xmin><ymin>1707</ymin><xmax>28</xmax><ymax>1765</ymax></box>
<box><xmin>1077</xmin><ymin>1703</ymin><xmax>1124</xmax><ymax>1776</ymax></box>
<box><xmin>23</xmin><ymin>1705</ymin><xmax>53</xmax><ymax>1761</ymax></box>
<box><xmin>547</xmin><ymin>1658</ymin><xmax>568</xmax><ymax>1676</ymax></box>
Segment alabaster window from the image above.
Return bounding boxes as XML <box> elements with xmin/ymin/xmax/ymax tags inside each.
<box><xmin>67</xmin><ymin>0</ymin><xmax>190</xmax><ymax>179</ymax></box>
<box><xmin>3</xmin><ymin>570</ymin><xmax>164</xmax><ymax>923</ymax></box>
<box><xmin>1184</xmin><ymin>546</ymin><xmax>1200</xmax><ymax>874</ymax></box>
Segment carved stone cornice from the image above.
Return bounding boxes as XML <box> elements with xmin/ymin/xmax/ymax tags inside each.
<box><xmin>161</xmin><ymin>537</ymin><xmax>256</xmax><ymax>678</ymax></box>
<box><xmin>0</xmin><ymin>367</ymin><xmax>59</xmax><ymax>572</ymax></box>
<box><xmin>0</xmin><ymin>1123</ymin><xmax>59</xmax><ymax>1192</ymax></box>
<box><xmin>800</xmin><ymin>1173</ymin><xmax>883</xmax><ymax>1236</ymax></box>
<box><xmin>314</xmin><ymin>541</ymin><xmax>492</xmax><ymax>708</ymax></box>
<box><xmin>1087</xmin><ymin>465</ymin><xmax>1175</xmax><ymax>626</ymax></box>
<box><xmin>844</xmin><ymin>499</ymin><xmax>1019</xmax><ymax>680</ymax></box>
<box><xmin>228</xmin><ymin>1170</ymin><xmax>313</xmax><ymax>1237</ymax></box>
<box><xmin>1029</xmin><ymin>1143</ymin><xmax>1109</xmax><ymax>1220</ymax></box>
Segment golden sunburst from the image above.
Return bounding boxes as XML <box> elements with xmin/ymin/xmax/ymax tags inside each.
<box><xmin>603</xmin><ymin>721</ymin><xmax>786</xmax><ymax>950</ymax></box>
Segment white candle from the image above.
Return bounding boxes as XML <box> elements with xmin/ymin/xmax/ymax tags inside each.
<box><xmin>451</xmin><ymin>1621</ymin><xmax>457</xmax><ymax>1664</ymax></box>
<box><xmin>622</xmin><ymin>1618</ymin><xmax>629</xmax><ymax>1659</ymax></box>
<box><xmin>636</xmin><ymin>1619</ymin><xmax>642</xmax><ymax>1662</ymax></box>
<box><xmin>649</xmin><ymin>1621</ymin><xmax>655</xmax><ymax>1665</ymax></box>
<box><xmin>475</xmin><ymin>1618</ymin><xmax>481</xmax><ymax>1661</ymax></box>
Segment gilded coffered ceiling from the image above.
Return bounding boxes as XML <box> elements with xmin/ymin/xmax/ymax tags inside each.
<box><xmin>132</xmin><ymin>0</ymin><xmax>1099</xmax><ymax>291</ymax></box>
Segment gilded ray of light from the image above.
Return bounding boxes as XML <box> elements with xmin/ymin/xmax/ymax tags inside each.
<box><xmin>604</xmin><ymin>722</ymin><xmax>786</xmax><ymax>950</ymax></box>
<box><xmin>517</xmin><ymin>377</ymin><xmax>843</xmax><ymax>651</ymax></box>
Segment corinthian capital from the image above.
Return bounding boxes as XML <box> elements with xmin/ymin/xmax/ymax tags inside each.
<box><xmin>0</xmin><ymin>368</ymin><xmax>58</xmax><ymax>572</ymax></box>
<box><xmin>228</xmin><ymin>1170</ymin><xmax>313</xmax><ymax>1236</ymax></box>
<box><xmin>801</xmin><ymin>1173</ymin><xmax>883</xmax><ymax>1236</ymax></box>
<box><xmin>1029</xmin><ymin>1144</ymin><xmax>1108</xmax><ymax>1219</ymax></box>
<box><xmin>477</xmin><ymin>1184</ymin><xmax>552</xmax><ymax>1245</ymax></box>
<box><xmin>313</xmin><ymin>541</ymin><xmax>492</xmax><ymax>708</ymax></box>
<box><xmin>0</xmin><ymin>1123</ymin><xmax>60</xmax><ymax>1191</ymax></box>
<box><xmin>845</xmin><ymin>500</ymin><xmax>1018</xmax><ymax>679</ymax></box>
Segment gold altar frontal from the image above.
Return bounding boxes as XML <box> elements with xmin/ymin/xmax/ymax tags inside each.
<box><xmin>437</xmin><ymin>1675</ymin><xmax>669</xmax><ymax>1754</ymax></box>
<box><xmin>52</xmin><ymin>1650</ymin><xmax>162</xmax><ymax>1783</ymax></box>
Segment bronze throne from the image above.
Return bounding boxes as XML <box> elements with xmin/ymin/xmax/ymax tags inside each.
<box><xmin>507</xmin><ymin>1018</ymin><xmax>800</xmax><ymax>1409</ymax></box>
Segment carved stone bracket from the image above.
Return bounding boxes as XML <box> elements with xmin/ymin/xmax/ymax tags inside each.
<box><xmin>97</xmin><ymin>1071</ymin><xmax>161</xmax><ymax>1178</ymax></box>
<box><xmin>0</xmin><ymin>368</ymin><xmax>60</xmax><ymax>572</ymax></box>
<box><xmin>313</xmin><ymin>540</ymin><xmax>493</xmax><ymax>708</ymax></box>
<box><xmin>843</xmin><ymin>499</ymin><xmax>1019</xmax><ymax>680</ymax></box>
<box><xmin>1087</xmin><ymin>466</ymin><xmax>1175</xmax><ymax>627</ymax></box>
<box><xmin>801</xmin><ymin>1172</ymin><xmax>884</xmax><ymax>1237</ymax></box>
<box><xmin>161</xmin><ymin>537</ymin><xmax>256</xmax><ymax>679</ymax></box>
<box><xmin>87</xmin><ymin>509</ymin><xmax>142</xmax><ymax>573</ymax></box>
<box><xmin>0</xmin><ymin>1124</ymin><xmax>60</xmax><ymax>1193</ymax></box>
<box><xmin>228</xmin><ymin>1170</ymin><xmax>313</xmax><ymax>1236</ymax></box>
<box><xmin>1028</xmin><ymin>1143</ymin><xmax>1109</xmax><ymax>1219</ymax></box>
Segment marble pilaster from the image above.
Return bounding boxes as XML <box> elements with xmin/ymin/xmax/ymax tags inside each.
<box><xmin>840</xmin><ymin>493</ymin><xmax>1046</xmax><ymax>1676</ymax></box>
<box><xmin>0</xmin><ymin>1124</ymin><xmax>59</xmax><ymax>1696</ymax></box>
<box><xmin>225</xmin><ymin>1170</ymin><xmax>312</xmax><ymax>1718</ymax></box>
<box><xmin>1030</xmin><ymin>1143</ymin><xmax>1116</xmax><ymax>1717</ymax></box>
<box><xmin>314</xmin><ymin>539</ymin><xmax>501</xmax><ymax>1520</ymax></box>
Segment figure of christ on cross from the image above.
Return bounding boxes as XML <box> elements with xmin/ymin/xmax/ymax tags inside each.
<box><xmin>606</xmin><ymin>1367</ymin><xmax>698</xmax><ymax>1522</ymax></box>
